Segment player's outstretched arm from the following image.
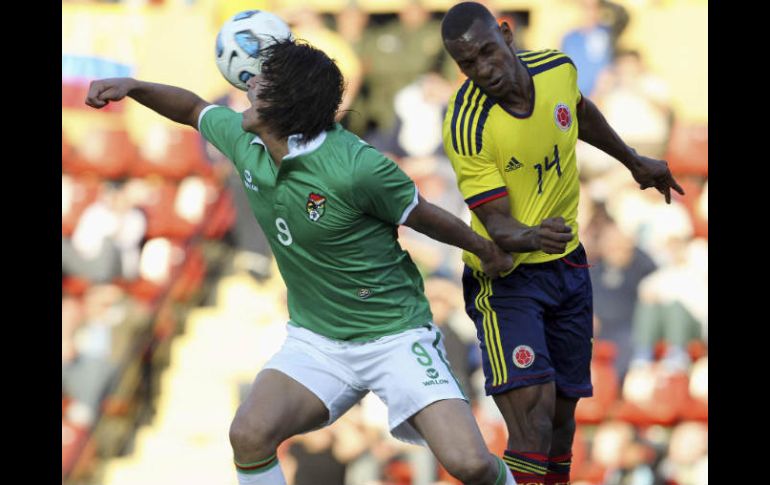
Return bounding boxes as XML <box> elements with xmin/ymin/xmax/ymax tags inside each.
<box><xmin>403</xmin><ymin>195</ymin><xmax>513</xmax><ymax>278</ymax></box>
<box><xmin>85</xmin><ymin>78</ymin><xmax>211</xmax><ymax>130</ymax></box>
<box><xmin>576</xmin><ymin>96</ymin><xmax>684</xmax><ymax>203</ymax></box>
<box><xmin>473</xmin><ymin>196</ymin><xmax>573</xmax><ymax>255</ymax></box>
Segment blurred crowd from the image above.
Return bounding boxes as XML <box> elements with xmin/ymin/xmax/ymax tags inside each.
<box><xmin>62</xmin><ymin>1</ymin><xmax>707</xmax><ymax>484</ymax></box>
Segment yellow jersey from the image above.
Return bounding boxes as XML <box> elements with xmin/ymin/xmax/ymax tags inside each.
<box><xmin>443</xmin><ymin>49</ymin><xmax>582</xmax><ymax>272</ymax></box>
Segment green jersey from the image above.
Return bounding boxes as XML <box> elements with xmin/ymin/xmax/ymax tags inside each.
<box><xmin>199</xmin><ymin>106</ymin><xmax>432</xmax><ymax>341</ymax></box>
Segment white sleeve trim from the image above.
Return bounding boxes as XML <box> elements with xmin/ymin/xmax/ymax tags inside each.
<box><xmin>397</xmin><ymin>186</ymin><xmax>420</xmax><ymax>225</ymax></box>
<box><xmin>197</xmin><ymin>104</ymin><xmax>218</xmax><ymax>132</ymax></box>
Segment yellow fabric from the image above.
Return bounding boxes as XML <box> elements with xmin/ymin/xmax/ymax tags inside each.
<box><xmin>443</xmin><ymin>50</ymin><xmax>582</xmax><ymax>272</ymax></box>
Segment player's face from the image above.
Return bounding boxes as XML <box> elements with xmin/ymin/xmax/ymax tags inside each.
<box><xmin>445</xmin><ymin>19</ymin><xmax>518</xmax><ymax>98</ymax></box>
<box><xmin>242</xmin><ymin>75</ymin><xmax>267</xmax><ymax>134</ymax></box>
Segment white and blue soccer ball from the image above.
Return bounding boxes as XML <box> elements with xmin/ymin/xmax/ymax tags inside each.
<box><xmin>215</xmin><ymin>10</ymin><xmax>293</xmax><ymax>91</ymax></box>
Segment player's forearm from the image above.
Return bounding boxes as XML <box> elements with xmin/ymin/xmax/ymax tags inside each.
<box><xmin>483</xmin><ymin>213</ymin><xmax>541</xmax><ymax>253</ymax></box>
<box><xmin>127</xmin><ymin>80</ymin><xmax>208</xmax><ymax>128</ymax></box>
<box><xmin>577</xmin><ymin>96</ymin><xmax>640</xmax><ymax>171</ymax></box>
<box><xmin>403</xmin><ymin>197</ymin><xmax>498</xmax><ymax>260</ymax></box>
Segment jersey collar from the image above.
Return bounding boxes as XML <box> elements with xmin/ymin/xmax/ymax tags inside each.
<box><xmin>250</xmin><ymin>131</ymin><xmax>327</xmax><ymax>160</ymax></box>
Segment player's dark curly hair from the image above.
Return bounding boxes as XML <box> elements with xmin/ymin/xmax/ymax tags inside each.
<box><xmin>441</xmin><ymin>2</ymin><xmax>498</xmax><ymax>42</ymax></box>
<box><xmin>257</xmin><ymin>39</ymin><xmax>344</xmax><ymax>143</ymax></box>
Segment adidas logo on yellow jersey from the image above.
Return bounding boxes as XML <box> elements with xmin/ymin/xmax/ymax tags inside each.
<box><xmin>505</xmin><ymin>157</ymin><xmax>523</xmax><ymax>172</ymax></box>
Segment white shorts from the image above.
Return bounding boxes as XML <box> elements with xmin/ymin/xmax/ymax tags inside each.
<box><xmin>263</xmin><ymin>322</ymin><xmax>467</xmax><ymax>446</ymax></box>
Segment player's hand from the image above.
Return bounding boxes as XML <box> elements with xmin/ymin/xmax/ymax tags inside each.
<box><xmin>535</xmin><ymin>217</ymin><xmax>573</xmax><ymax>254</ymax></box>
<box><xmin>630</xmin><ymin>154</ymin><xmax>685</xmax><ymax>204</ymax></box>
<box><xmin>478</xmin><ymin>240</ymin><xmax>514</xmax><ymax>279</ymax></box>
<box><xmin>85</xmin><ymin>78</ymin><xmax>137</xmax><ymax>109</ymax></box>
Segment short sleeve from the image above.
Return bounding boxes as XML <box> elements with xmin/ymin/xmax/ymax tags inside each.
<box><xmin>198</xmin><ymin>105</ymin><xmax>246</xmax><ymax>163</ymax></box>
<box><xmin>444</xmin><ymin>130</ymin><xmax>507</xmax><ymax>210</ymax></box>
<box><xmin>353</xmin><ymin>146</ymin><xmax>418</xmax><ymax>225</ymax></box>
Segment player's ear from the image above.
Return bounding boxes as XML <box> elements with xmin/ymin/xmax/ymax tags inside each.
<box><xmin>500</xmin><ymin>21</ymin><xmax>514</xmax><ymax>47</ymax></box>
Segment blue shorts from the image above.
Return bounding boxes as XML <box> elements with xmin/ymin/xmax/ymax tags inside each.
<box><xmin>462</xmin><ymin>244</ymin><xmax>594</xmax><ymax>398</ymax></box>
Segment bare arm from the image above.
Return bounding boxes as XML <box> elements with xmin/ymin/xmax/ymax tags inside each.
<box><xmin>473</xmin><ymin>196</ymin><xmax>573</xmax><ymax>254</ymax></box>
<box><xmin>576</xmin><ymin>96</ymin><xmax>684</xmax><ymax>203</ymax></box>
<box><xmin>85</xmin><ymin>78</ymin><xmax>210</xmax><ymax>130</ymax></box>
<box><xmin>403</xmin><ymin>195</ymin><xmax>512</xmax><ymax>278</ymax></box>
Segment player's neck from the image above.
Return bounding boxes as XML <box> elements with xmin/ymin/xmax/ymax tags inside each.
<box><xmin>499</xmin><ymin>61</ymin><xmax>533</xmax><ymax>113</ymax></box>
<box><xmin>259</xmin><ymin>130</ymin><xmax>289</xmax><ymax>167</ymax></box>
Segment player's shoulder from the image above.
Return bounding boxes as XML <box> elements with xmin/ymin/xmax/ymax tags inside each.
<box><xmin>517</xmin><ymin>48</ymin><xmax>576</xmax><ymax>75</ymax></box>
<box><xmin>324</xmin><ymin>124</ymin><xmax>384</xmax><ymax>167</ymax></box>
<box><xmin>445</xmin><ymin>79</ymin><xmax>497</xmax><ymax>158</ymax></box>
<box><xmin>198</xmin><ymin>104</ymin><xmax>242</xmax><ymax>130</ymax></box>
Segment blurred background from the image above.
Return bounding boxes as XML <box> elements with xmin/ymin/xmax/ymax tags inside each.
<box><xmin>61</xmin><ymin>0</ymin><xmax>707</xmax><ymax>484</ymax></box>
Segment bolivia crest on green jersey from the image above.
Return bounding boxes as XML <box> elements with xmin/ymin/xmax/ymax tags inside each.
<box><xmin>306</xmin><ymin>192</ymin><xmax>326</xmax><ymax>221</ymax></box>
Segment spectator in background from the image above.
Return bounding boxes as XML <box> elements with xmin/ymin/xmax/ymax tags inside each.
<box><xmin>357</xmin><ymin>0</ymin><xmax>453</xmax><ymax>150</ymax></box>
<box><xmin>335</xmin><ymin>1</ymin><xmax>370</xmax><ymax>53</ymax></box>
<box><xmin>630</xmin><ymin>238</ymin><xmax>707</xmax><ymax>371</ymax></box>
<box><xmin>603</xmin><ymin>435</ymin><xmax>659</xmax><ymax>485</ymax></box>
<box><xmin>578</xmin><ymin>49</ymin><xmax>674</xmax><ymax>179</ymax></box>
<box><xmin>590</xmin><ymin>217</ymin><xmax>657</xmax><ymax>378</ymax></box>
<box><xmin>657</xmin><ymin>422</ymin><xmax>708</xmax><ymax>485</ymax></box>
<box><xmin>61</xmin><ymin>286</ymin><xmax>128</xmax><ymax>424</ymax></box>
<box><xmin>392</xmin><ymin>68</ymin><xmax>456</xmax><ymax>159</ymax></box>
<box><xmin>284</xmin><ymin>427</ymin><xmax>354</xmax><ymax>485</ymax></box>
<box><xmin>334</xmin><ymin>2</ymin><xmax>371</xmax><ymax>137</ymax></box>
<box><xmin>62</xmin><ymin>180</ymin><xmax>147</xmax><ymax>283</ymax></box>
<box><xmin>284</xmin><ymin>6</ymin><xmax>363</xmax><ymax>121</ymax></box>
<box><xmin>561</xmin><ymin>0</ymin><xmax>629</xmax><ymax>97</ymax></box>
<box><xmin>397</xmin><ymin>162</ymin><xmax>467</xmax><ymax>279</ymax></box>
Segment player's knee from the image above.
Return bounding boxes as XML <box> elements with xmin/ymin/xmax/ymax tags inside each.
<box><xmin>229</xmin><ymin>413</ymin><xmax>280</xmax><ymax>456</ymax></box>
<box><xmin>443</xmin><ymin>450</ymin><xmax>496</xmax><ymax>484</ymax></box>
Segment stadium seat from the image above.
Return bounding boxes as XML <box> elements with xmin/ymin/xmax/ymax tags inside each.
<box><xmin>62</xmin><ymin>175</ymin><xmax>102</xmax><ymax>237</ymax></box>
<box><xmin>202</xmin><ymin>189</ymin><xmax>237</xmax><ymax>240</ymax></box>
<box><xmin>141</xmin><ymin>177</ymin><xmax>222</xmax><ymax>240</ymax></box>
<box><xmin>120</xmin><ymin>238</ymin><xmax>188</xmax><ymax>303</ymax></box>
<box><xmin>140</xmin><ymin>182</ymin><xmax>197</xmax><ymax>240</ymax></box>
<box><xmin>576</xmin><ymin>340</ymin><xmax>620</xmax><ymax>424</ymax></box>
<box><xmin>69</xmin><ymin>128</ymin><xmax>139</xmax><ymax>179</ymax></box>
<box><xmin>665</xmin><ymin>123</ymin><xmax>708</xmax><ymax>177</ymax></box>
<box><xmin>569</xmin><ymin>425</ymin><xmax>591</xmax><ymax>483</ymax></box>
<box><xmin>62</xmin><ymin>131</ymin><xmax>76</xmax><ymax>170</ymax></box>
<box><xmin>614</xmin><ymin>364</ymin><xmax>690</xmax><ymax>426</ymax></box>
<box><xmin>132</xmin><ymin>127</ymin><xmax>212</xmax><ymax>180</ymax></box>
<box><xmin>62</xmin><ymin>276</ymin><xmax>91</xmax><ymax>297</ymax></box>
<box><xmin>62</xmin><ymin>419</ymin><xmax>89</xmax><ymax>476</ymax></box>
<box><xmin>680</xmin><ymin>357</ymin><xmax>708</xmax><ymax>422</ymax></box>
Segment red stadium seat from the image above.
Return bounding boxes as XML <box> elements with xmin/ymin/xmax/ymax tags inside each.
<box><xmin>67</xmin><ymin>128</ymin><xmax>139</xmax><ymax>179</ymax></box>
<box><xmin>62</xmin><ymin>176</ymin><xmax>102</xmax><ymax>237</ymax></box>
<box><xmin>62</xmin><ymin>419</ymin><xmax>89</xmax><ymax>476</ymax></box>
<box><xmin>570</xmin><ymin>425</ymin><xmax>591</xmax><ymax>483</ymax></box>
<box><xmin>140</xmin><ymin>182</ymin><xmax>197</xmax><ymax>240</ymax></box>
<box><xmin>202</xmin><ymin>189</ymin><xmax>237</xmax><ymax>239</ymax></box>
<box><xmin>131</xmin><ymin>129</ymin><xmax>212</xmax><ymax>180</ymax></box>
<box><xmin>576</xmin><ymin>340</ymin><xmax>620</xmax><ymax>424</ymax></box>
<box><xmin>140</xmin><ymin>177</ymin><xmax>222</xmax><ymax>240</ymax></box>
<box><xmin>665</xmin><ymin>123</ymin><xmax>708</xmax><ymax>177</ymax></box>
<box><xmin>62</xmin><ymin>276</ymin><xmax>91</xmax><ymax>297</ymax></box>
<box><xmin>62</xmin><ymin>131</ymin><xmax>75</xmax><ymax>168</ymax></box>
<box><xmin>614</xmin><ymin>364</ymin><xmax>690</xmax><ymax>426</ymax></box>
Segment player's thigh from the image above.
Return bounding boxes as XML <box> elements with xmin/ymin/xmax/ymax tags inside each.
<box><xmin>462</xmin><ymin>266</ymin><xmax>557</xmax><ymax>394</ymax></box>
<box><xmin>407</xmin><ymin>398</ymin><xmax>491</xmax><ymax>467</ymax></box>
<box><xmin>234</xmin><ymin>326</ymin><xmax>367</xmax><ymax>442</ymax></box>
<box><xmin>356</xmin><ymin>324</ymin><xmax>468</xmax><ymax>446</ymax></box>
<box><xmin>232</xmin><ymin>369</ymin><xmax>330</xmax><ymax>442</ymax></box>
<box><xmin>546</xmin><ymin>260</ymin><xmax>594</xmax><ymax>399</ymax></box>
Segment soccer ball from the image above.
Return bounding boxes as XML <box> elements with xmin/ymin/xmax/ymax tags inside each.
<box><xmin>215</xmin><ymin>10</ymin><xmax>293</xmax><ymax>91</ymax></box>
